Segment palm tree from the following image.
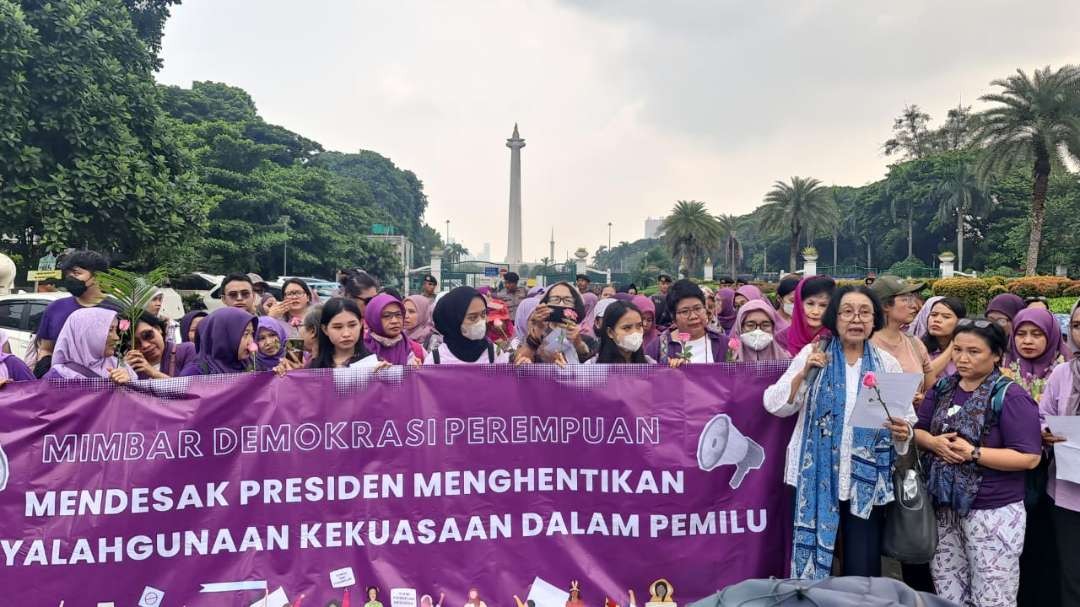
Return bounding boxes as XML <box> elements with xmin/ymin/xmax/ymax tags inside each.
<box><xmin>758</xmin><ymin>177</ymin><xmax>834</xmax><ymax>272</ymax></box>
<box><xmin>444</xmin><ymin>243</ymin><xmax>469</xmax><ymax>264</ymax></box>
<box><xmin>658</xmin><ymin>200</ymin><xmax>723</xmax><ymax>276</ymax></box>
<box><xmin>975</xmin><ymin>65</ymin><xmax>1080</xmax><ymax>275</ymax></box>
<box><xmin>716</xmin><ymin>214</ymin><xmax>742</xmax><ymax>280</ymax></box>
<box><xmin>930</xmin><ymin>159</ymin><xmax>992</xmax><ymax>272</ymax></box>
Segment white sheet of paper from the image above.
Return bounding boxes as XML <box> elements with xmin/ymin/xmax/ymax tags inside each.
<box><xmin>1055</xmin><ymin>443</ymin><xmax>1080</xmax><ymax>484</ymax></box>
<box><xmin>391</xmin><ymin>588</ymin><xmax>418</xmax><ymax>607</ymax></box>
<box><xmin>250</xmin><ymin>587</ymin><xmax>290</xmax><ymax>607</ymax></box>
<box><xmin>1045</xmin><ymin>416</ymin><xmax>1080</xmax><ymax>444</ymax></box>
<box><xmin>349</xmin><ymin>354</ymin><xmax>381</xmax><ymax>369</ymax></box>
<box><xmin>329</xmin><ymin>566</ymin><xmax>357</xmax><ymax>589</ymax></box>
<box><xmin>849</xmin><ymin>372</ymin><xmax>921</xmax><ymax>429</ymax></box>
<box><xmin>525</xmin><ymin>577</ymin><xmax>569</xmax><ymax>607</ymax></box>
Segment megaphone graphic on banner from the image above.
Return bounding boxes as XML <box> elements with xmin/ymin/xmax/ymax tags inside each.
<box><xmin>696</xmin><ymin>414</ymin><xmax>764</xmax><ymax>489</ymax></box>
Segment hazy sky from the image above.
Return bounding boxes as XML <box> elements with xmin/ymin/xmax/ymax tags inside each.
<box><xmin>158</xmin><ymin>1</ymin><xmax>1080</xmax><ymax>263</ymax></box>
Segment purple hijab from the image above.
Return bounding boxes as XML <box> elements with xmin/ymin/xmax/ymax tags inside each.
<box><xmin>514</xmin><ymin>296</ymin><xmax>540</xmax><ymax>339</ymax></box>
<box><xmin>1007</xmin><ymin>308</ymin><xmax>1063</xmax><ymax>380</ymax></box>
<box><xmin>580</xmin><ymin>292</ymin><xmax>599</xmax><ymax>336</ymax></box>
<box><xmin>0</xmin><ymin>329</ymin><xmax>33</xmax><ymax>381</ymax></box>
<box><xmin>732</xmin><ymin>300</ymin><xmax>791</xmax><ymax>362</ymax></box>
<box><xmin>181</xmin><ymin>307</ymin><xmax>256</xmax><ymax>376</ymax></box>
<box><xmin>50</xmin><ymin>307</ymin><xmax>123</xmax><ymax>379</ymax></box>
<box><xmin>255</xmin><ymin>316</ymin><xmax>287</xmax><ymax>371</ymax></box>
<box><xmin>735</xmin><ymin>284</ymin><xmax>765</xmax><ymax>303</ymax></box>
<box><xmin>406</xmin><ymin>295</ymin><xmax>434</xmax><ymax>344</ymax></box>
<box><xmin>179</xmin><ymin>310</ymin><xmax>208</xmax><ymax>344</ymax></box>
<box><xmin>986</xmin><ymin>293</ymin><xmax>1025</xmax><ymax>322</ymax></box>
<box><xmin>362</xmin><ymin>294</ymin><xmax>417</xmax><ymax>365</ymax></box>
<box><xmin>716</xmin><ymin>288</ymin><xmax>737</xmax><ymax>332</ymax></box>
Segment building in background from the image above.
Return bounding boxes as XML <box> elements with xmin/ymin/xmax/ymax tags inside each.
<box><xmin>645</xmin><ymin>217</ymin><xmax>665</xmax><ymax>239</ymax></box>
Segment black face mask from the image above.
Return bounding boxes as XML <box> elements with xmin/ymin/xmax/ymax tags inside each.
<box><xmin>61</xmin><ymin>276</ymin><xmax>89</xmax><ymax>297</ymax></box>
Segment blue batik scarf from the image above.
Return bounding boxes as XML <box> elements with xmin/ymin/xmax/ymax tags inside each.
<box><xmin>791</xmin><ymin>337</ymin><xmax>896</xmax><ymax>579</ymax></box>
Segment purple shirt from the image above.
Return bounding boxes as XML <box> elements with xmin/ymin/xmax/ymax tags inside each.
<box><xmin>37</xmin><ymin>297</ymin><xmax>99</xmax><ymax>343</ymax></box>
<box><xmin>917</xmin><ymin>382</ymin><xmax>1042</xmax><ymax>510</ymax></box>
<box><xmin>0</xmin><ymin>356</ymin><xmax>35</xmax><ymax>381</ymax></box>
<box><xmin>1039</xmin><ymin>362</ymin><xmax>1080</xmax><ymax>512</ymax></box>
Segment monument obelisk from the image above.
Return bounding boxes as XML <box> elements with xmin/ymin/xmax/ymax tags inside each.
<box><xmin>505</xmin><ymin>124</ymin><xmax>525</xmax><ymax>265</ymax></box>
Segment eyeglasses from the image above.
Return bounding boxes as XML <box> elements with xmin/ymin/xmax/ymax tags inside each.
<box><xmin>355</xmin><ymin>295</ymin><xmax>374</xmax><ymax>305</ymax></box>
<box><xmin>958</xmin><ymin>319</ymin><xmax>994</xmax><ymax>329</ymax></box>
<box><xmin>284</xmin><ymin>290</ymin><xmax>307</xmax><ymax>298</ymax></box>
<box><xmin>381</xmin><ymin>311</ymin><xmax>404</xmax><ymax>321</ymax></box>
<box><xmin>547</xmin><ymin>296</ymin><xmax>575</xmax><ymax>306</ymax></box>
<box><xmin>134</xmin><ymin>329</ymin><xmax>157</xmax><ymax>343</ymax></box>
<box><xmin>742</xmin><ymin>321</ymin><xmax>773</xmax><ymax>331</ymax></box>
<box><xmin>839</xmin><ymin>309</ymin><xmax>874</xmax><ymax>321</ymax></box>
<box><xmin>225</xmin><ymin>290</ymin><xmax>252</xmax><ymax>301</ymax></box>
<box><xmin>676</xmin><ymin>304</ymin><xmax>706</xmax><ymax>318</ymax></box>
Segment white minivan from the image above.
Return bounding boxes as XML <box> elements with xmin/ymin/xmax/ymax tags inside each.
<box><xmin>0</xmin><ymin>292</ymin><xmax>67</xmax><ymax>362</ymax></box>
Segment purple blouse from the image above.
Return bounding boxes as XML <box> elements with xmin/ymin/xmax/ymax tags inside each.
<box><xmin>917</xmin><ymin>382</ymin><xmax>1042</xmax><ymax>510</ymax></box>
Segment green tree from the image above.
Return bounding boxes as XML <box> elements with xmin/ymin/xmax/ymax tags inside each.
<box><xmin>975</xmin><ymin>65</ymin><xmax>1080</xmax><ymax>275</ymax></box>
<box><xmin>758</xmin><ymin>177</ymin><xmax>834</xmax><ymax>272</ymax></box>
<box><xmin>658</xmin><ymin>200</ymin><xmax>723</xmax><ymax>276</ymax></box>
<box><xmin>884</xmin><ymin>105</ymin><xmax>933</xmax><ymax>159</ymax></box>
<box><xmin>716</xmin><ymin>214</ymin><xmax>742</xmax><ymax>280</ymax></box>
<box><xmin>444</xmin><ymin>243</ymin><xmax>468</xmax><ymax>264</ymax></box>
<box><xmin>929</xmin><ymin>156</ymin><xmax>992</xmax><ymax>271</ymax></box>
<box><xmin>0</xmin><ymin>0</ymin><xmax>204</xmax><ymax>269</ymax></box>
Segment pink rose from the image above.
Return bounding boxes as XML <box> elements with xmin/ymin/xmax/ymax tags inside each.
<box><xmin>564</xmin><ymin>309</ymin><xmax>578</xmax><ymax>321</ymax></box>
<box><xmin>728</xmin><ymin>337</ymin><xmax>741</xmax><ymax>351</ymax></box>
<box><xmin>862</xmin><ymin>372</ymin><xmax>877</xmax><ymax>389</ymax></box>
<box><xmin>118</xmin><ymin>319</ymin><xmax>131</xmax><ymax>332</ymax></box>
<box><xmin>676</xmin><ymin>332</ymin><xmax>691</xmax><ymax>343</ymax></box>
<box><xmin>290</xmin><ymin>317</ymin><xmax>302</xmax><ymax>327</ymax></box>
<box><xmin>247</xmin><ymin>341</ymin><xmax>258</xmax><ymax>353</ymax></box>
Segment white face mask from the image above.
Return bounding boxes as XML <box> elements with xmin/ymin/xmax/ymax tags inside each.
<box><xmin>740</xmin><ymin>329</ymin><xmax>774</xmax><ymax>351</ymax></box>
<box><xmin>782</xmin><ymin>302</ymin><xmax>795</xmax><ymax>315</ymax></box>
<box><xmin>461</xmin><ymin>320</ymin><xmax>487</xmax><ymax>340</ymax></box>
<box><xmin>616</xmin><ymin>331</ymin><xmax>644</xmax><ymax>352</ymax></box>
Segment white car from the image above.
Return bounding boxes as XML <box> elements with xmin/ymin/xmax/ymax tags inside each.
<box><xmin>0</xmin><ymin>292</ymin><xmax>68</xmax><ymax>362</ymax></box>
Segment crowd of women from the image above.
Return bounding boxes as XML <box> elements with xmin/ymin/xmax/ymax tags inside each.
<box><xmin>3</xmin><ymin>251</ymin><xmax>1080</xmax><ymax>607</ymax></box>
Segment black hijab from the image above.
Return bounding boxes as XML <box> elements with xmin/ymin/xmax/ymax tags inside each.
<box><xmin>433</xmin><ymin>286</ymin><xmax>489</xmax><ymax>362</ymax></box>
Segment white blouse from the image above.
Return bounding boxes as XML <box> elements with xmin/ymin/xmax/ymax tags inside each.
<box><xmin>423</xmin><ymin>343</ymin><xmax>510</xmax><ymax>365</ymax></box>
<box><xmin>763</xmin><ymin>343</ymin><xmax>913</xmax><ymax>501</ymax></box>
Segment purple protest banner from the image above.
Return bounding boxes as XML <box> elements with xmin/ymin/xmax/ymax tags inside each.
<box><xmin>0</xmin><ymin>363</ymin><xmax>794</xmax><ymax>606</ymax></box>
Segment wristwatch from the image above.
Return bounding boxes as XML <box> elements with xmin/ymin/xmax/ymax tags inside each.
<box><xmin>971</xmin><ymin>446</ymin><xmax>982</xmax><ymax>463</ymax></box>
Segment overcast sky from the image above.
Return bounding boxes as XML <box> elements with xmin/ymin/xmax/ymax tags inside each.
<box><xmin>158</xmin><ymin>1</ymin><xmax>1080</xmax><ymax>263</ymax></box>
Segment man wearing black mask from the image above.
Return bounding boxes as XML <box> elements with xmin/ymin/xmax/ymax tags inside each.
<box><xmin>34</xmin><ymin>250</ymin><xmax>111</xmax><ymax>375</ymax></box>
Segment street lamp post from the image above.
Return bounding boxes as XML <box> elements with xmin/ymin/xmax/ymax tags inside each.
<box><xmin>607</xmin><ymin>222</ymin><xmax>612</xmax><ymax>269</ymax></box>
<box><xmin>445</xmin><ymin>220</ymin><xmax>450</xmax><ymax>245</ymax></box>
<box><xmin>281</xmin><ymin>215</ymin><xmax>291</xmax><ymax>277</ymax></box>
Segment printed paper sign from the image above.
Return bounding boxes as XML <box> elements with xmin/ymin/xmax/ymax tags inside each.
<box><xmin>391</xmin><ymin>587</ymin><xmax>418</xmax><ymax>607</ymax></box>
<box><xmin>138</xmin><ymin>586</ymin><xmax>165</xmax><ymax>607</ymax></box>
<box><xmin>330</xmin><ymin>567</ymin><xmax>357</xmax><ymax>589</ymax></box>
<box><xmin>526</xmin><ymin>577</ymin><xmax>570</xmax><ymax>607</ymax></box>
